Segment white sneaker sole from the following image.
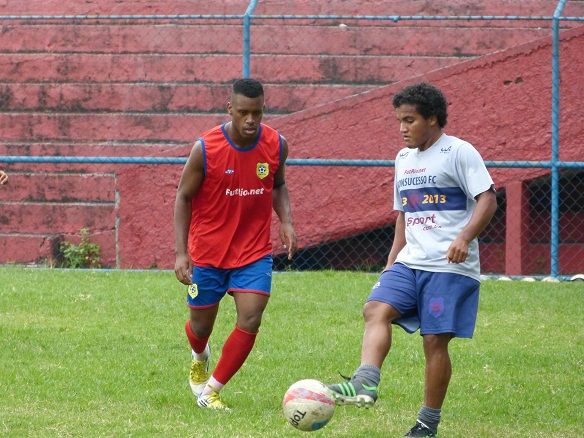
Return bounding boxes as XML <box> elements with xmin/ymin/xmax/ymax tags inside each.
<box><xmin>189</xmin><ymin>379</ymin><xmax>209</xmax><ymax>397</ymax></box>
<box><xmin>332</xmin><ymin>393</ymin><xmax>376</xmax><ymax>408</ymax></box>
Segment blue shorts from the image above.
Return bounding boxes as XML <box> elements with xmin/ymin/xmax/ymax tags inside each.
<box><xmin>187</xmin><ymin>254</ymin><xmax>273</xmax><ymax>309</ymax></box>
<box><xmin>367</xmin><ymin>263</ymin><xmax>480</xmax><ymax>338</ymax></box>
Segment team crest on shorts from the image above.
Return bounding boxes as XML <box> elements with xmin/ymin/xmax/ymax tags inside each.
<box><xmin>188</xmin><ymin>283</ymin><xmax>199</xmax><ymax>299</ymax></box>
<box><xmin>428</xmin><ymin>296</ymin><xmax>445</xmax><ymax>318</ymax></box>
<box><xmin>256</xmin><ymin>162</ymin><xmax>269</xmax><ymax>179</ymax></box>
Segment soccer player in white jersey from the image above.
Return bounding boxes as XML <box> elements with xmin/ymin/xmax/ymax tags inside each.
<box><xmin>328</xmin><ymin>83</ymin><xmax>497</xmax><ymax>437</ymax></box>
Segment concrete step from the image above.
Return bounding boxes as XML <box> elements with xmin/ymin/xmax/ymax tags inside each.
<box><xmin>251</xmin><ymin>0</ymin><xmax>584</xmax><ymax>16</ymax></box>
<box><xmin>0</xmin><ymin>0</ymin><xmax>250</xmax><ymax>15</ymax></box>
<box><xmin>0</xmin><ymin>23</ymin><xmax>551</xmax><ymax>56</ymax></box>
<box><xmin>0</xmin><ymin>142</ymin><xmax>190</xmax><ymax>173</ymax></box>
<box><xmin>0</xmin><ymin>141</ymin><xmax>190</xmax><ymax>156</ymax></box>
<box><xmin>1</xmin><ymin>0</ymin><xmax>582</xmax><ymax>18</ymax></box>
<box><xmin>0</xmin><ymin>53</ymin><xmax>466</xmax><ymax>84</ymax></box>
<box><xmin>0</xmin><ymin>172</ymin><xmax>115</xmax><ymax>202</ymax></box>
<box><xmin>0</xmin><ymin>202</ymin><xmax>115</xmax><ymax>234</ymax></box>
<box><xmin>0</xmin><ymin>112</ymin><xmax>228</xmax><ymax>142</ymax></box>
<box><xmin>0</xmin><ymin>82</ymin><xmax>377</xmax><ymax>113</ymax></box>
<box><xmin>0</xmin><ymin>231</ymin><xmax>115</xmax><ymax>266</ymax></box>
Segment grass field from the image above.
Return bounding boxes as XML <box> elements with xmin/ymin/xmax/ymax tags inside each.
<box><xmin>1</xmin><ymin>267</ymin><xmax>583</xmax><ymax>437</ymax></box>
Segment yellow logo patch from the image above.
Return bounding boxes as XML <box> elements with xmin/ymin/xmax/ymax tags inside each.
<box><xmin>256</xmin><ymin>162</ymin><xmax>269</xmax><ymax>179</ymax></box>
<box><xmin>188</xmin><ymin>283</ymin><xmax>199</xmax><ymax>299</ymax></box>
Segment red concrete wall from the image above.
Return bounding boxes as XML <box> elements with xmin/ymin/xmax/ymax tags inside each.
<box><xmin>0</xmin><ymin>24</ymin><xmax>552</xmax><ymax>56</ymax></box>
<box><xmin>1</xmin><ymin>0</ymin><xmax>583</xmax><ymax>271</ymax></box>
<box><xmin>2</xmin><ymin>0</ymin><xmax>583</xmax><ymax>17</ymax></box>
<box><xmin>114</xmin><ymin>27</ymin><xmax>584</xmax><ymax>271</ymax></box>
<box><xmin>0</xmin><ymin>172</ymin><xmax>117</xmax><ymax>265</ymax></box>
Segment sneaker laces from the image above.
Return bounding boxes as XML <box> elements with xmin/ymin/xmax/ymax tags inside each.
<box><xmin>206</xmin><ymin>392</ymin><xmax>221</xmax><ymax>404</ymax></box>
<box><xmin>190</xmin><ymin>359</ymin><xmax>209</xmax><ymax>383</ymax></box>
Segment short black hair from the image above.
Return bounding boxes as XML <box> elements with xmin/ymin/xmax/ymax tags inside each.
<box><xmin>232</xmin><ymin>78</ymin><xmax>264</xmax><ymax>98</ymax></box>
<box><xmin>392</xmin><ymin>82</ymin><xmax>448</xmax><ymax>128</ymax></box>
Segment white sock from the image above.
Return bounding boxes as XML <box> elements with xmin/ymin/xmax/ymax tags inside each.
<box><xmin>193</xmin><ymin>343</ymin><xmax>210</xmax><ymax>361</ymax></box>
<box><xmin>201</xmin><ymin>377</ymin><xmax>224</xmax><ymax>396</ymax></box>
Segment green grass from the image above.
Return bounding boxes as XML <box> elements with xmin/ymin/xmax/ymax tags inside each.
<box><xmin>0</xmin><ymin>267</ymin><xmax>582</xmax><ymax>437</ymax></box>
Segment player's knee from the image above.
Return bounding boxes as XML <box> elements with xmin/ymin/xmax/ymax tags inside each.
<box><xmin>422</xmin><ymin>333</ymin><xmax>452</xmax><ymax>353</ymax></box>
<box><xmin>363</xmin><ymin>301</ymin><xmax>397</xmax><ymax>324</ymax></box>
<box><xmin>189</xmin><ymin>318</ymin><xmax>214</xmax><ymax>338</ymax></box>
<box><xmin>236</xmin><ymin>312</ymin><xmax>263</xmax><ymax>333</ymax></box>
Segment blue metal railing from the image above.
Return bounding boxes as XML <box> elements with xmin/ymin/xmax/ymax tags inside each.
<box><xmin>248</xmin><ymin>14</ymin><xmax>584</xmax><ymax>21</ymax></box>
<box><xmin>550</xmin><ymin>0</ymin><xmax>567</xmax><ymax>278</ymax></box>
<box><xmin>0</xmin><ymin>14</ymin><xmax>582</xmax><ymax>22</ymax></box>
<box><xmin>3</xmin><ymin>156</ymin><xmax>584</xmax><ymax>169</ymax></box>
<box><xmin>242</xmin><ymin>0</ymin><xmax>259</xmax><ymax>78</ymax></box>
<box><xmin>0</xmin><ymin>14</ymin><xmax>246</xmax><ymax>20</ymax></box>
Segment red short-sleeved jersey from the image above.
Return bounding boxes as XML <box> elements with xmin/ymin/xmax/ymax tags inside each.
<box><xmin>188</xmin><ymin>123</ymin><xmax>282</xmax><ymax>268</ymax></box>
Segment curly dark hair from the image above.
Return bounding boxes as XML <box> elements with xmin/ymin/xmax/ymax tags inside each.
<box><xmin>232</xmin><ymin>78</ymin><xmax>264</xmax><ymax>98</ymax></box>
<box><xmin>392</xmin><ymin>82</ymin><xmax>448</xmax><ymax>128</ymax></box>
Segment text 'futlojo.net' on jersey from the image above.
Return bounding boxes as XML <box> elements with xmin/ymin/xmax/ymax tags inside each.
<box><xmin>189</xmin><ymin>123</ymin><xmax>283</xmax><ymax>269</ymax></box>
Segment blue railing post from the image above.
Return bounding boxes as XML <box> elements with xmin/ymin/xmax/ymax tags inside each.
<box><xmin>550</xmin><ymin>0</ymin><xmax>566</xmax><ymax>278</ymax></box>
<box><xmin>242</xmin><ymin>1</ymin><xmax>258</xmax><ymax>78</ymax></box>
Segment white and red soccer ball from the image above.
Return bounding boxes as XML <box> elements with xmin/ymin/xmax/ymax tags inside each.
<box><xmin>282</xmin><ymin>379</ymin><xmax>336</xmax><ymax>432</ymax></box>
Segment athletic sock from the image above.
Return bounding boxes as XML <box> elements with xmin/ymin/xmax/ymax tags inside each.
<box><xmin>354</xmin><ymin>364</ymin><xmax>381</xmax><ymax>387</ymax></box>
<box><xmin>417</xmin><ymin>406</ymin><xmax>441</xmax><ymax>433</ymax></box>
<box><xmin>185</xmin><ymin>320</ymin><xmax>209</xmax><ymax>357</ymax></box>
<box><xmin>211</xmin><ymin>325</ymin><xmax>257</xmax><ymax>386</ymax></box>
<box><xmin>201</xmin><ymin>376</ymin><xmax>224</xmax><ymax>396</ymax></box>
<box><xmin>193</xmin><ymin>344</ymin><xmax>210</xmax><ymax>362</ymax></box>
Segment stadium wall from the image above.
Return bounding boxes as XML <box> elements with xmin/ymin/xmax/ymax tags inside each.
<box><xmin>115</xmin><ymin>26</ymin><xmax>584</xmax><ymax>272</ymax></box>
<box><xmin>3</xmin><ymin>0</ymin><xmax>584</xmax><ymax>17</ymax></box>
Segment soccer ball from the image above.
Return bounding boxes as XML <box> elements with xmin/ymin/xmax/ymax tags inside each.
<box><xmin>282</xmin><ymin>379</ymin><xmax>336</xmax><ymax>432</ymax></box>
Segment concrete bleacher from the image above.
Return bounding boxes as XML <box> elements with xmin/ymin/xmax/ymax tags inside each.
<box><xmin>4</xmin><ymin>0</ymin><xmax>584</xmax><ymax>18</ymax></box>
<box><xmin>1</xmin><ymin>0</ymin><xmax>583</xmax><ymax>267</ymax></box>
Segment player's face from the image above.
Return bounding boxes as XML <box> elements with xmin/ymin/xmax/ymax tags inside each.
<box><xmin>228</xmin><ymin>93</ymin><xmax>265</xmax><ymax>141</ymax></box>
<box><xmin>395</xmin><ymin>104</ymin><xmax>438</xmax><ymax>150</ymax></box>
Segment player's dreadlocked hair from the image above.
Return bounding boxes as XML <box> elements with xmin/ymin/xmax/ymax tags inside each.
<box><xmin>232</xmin><ymin>78</ymin><xmax>264</xmax><ymax>99</ymax></box>
<box><xmin>392</xmin><ymin>82</ymin><xmax>448</xmax><ymax>128</ymax></box>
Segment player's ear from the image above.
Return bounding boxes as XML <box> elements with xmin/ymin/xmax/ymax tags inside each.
<box><xmin>429</xmin><ymin>114</ymin><xmax>438</xmax><ymax>126</ymax></box>
<box><xmin>227</xmin><ymin>100</ymin><xmax>232</xmax><ymax>115</ymax></box>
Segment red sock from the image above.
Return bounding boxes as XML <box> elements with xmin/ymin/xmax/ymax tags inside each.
<box><xmin>185</xmin><ymin>320</ymin><xmax>209</xmax><ymax>354</ymax></box>
<box><xmin>212</xmin><ymin>325</ymin><xmax>257</xmax><ymax>385</ymax></box>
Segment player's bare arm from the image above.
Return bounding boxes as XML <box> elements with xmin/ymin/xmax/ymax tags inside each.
<box><xmin>272</xmin><ymin>137</ymin><xmax>297</xmax><ymax>260</ymax></box>
<box><xmin>385</xmin><ymin>211</ymin><xmax>406</xmax><ymax>270</ymax></box>
<box><xmin>174</xmin><ymin>141</ymin><xmax>205</xmax><ymax>284</ymax></box>
<box><xmin>447</xmin><ymin>187</ymin><xmax>497</xmax><ymax>264</ymax></box>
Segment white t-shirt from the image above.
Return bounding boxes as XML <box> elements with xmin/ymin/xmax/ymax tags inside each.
<box><xmin>393</xmin><ymin>133</ymin><xmax>494</xmax><ymax>281</ymax></box>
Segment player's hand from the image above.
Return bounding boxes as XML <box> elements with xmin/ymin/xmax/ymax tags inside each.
<box><xmin>0</xmin><ymin>171</ymin><xmax>7</xmax><ymax>185</ymax></box>
<box><xmin>447</xmin><ymin>236</ymin><xmax>469</xmax><ymax>264</ymax></box>
<box><xmin>174</xmin><ymin>253</ymin><xmax>192</xmax><ymax>285</ymax></box>
<box><xmin>280</xmin><ymin>222</ymin><xmax>297</xmax><ymax>260</ymax></box>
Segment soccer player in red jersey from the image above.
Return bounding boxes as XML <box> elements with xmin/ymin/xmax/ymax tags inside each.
<box><xmin>174</xmin><ymin>78</ymin><xmax>297</xmax><ymax>410</ymax></box>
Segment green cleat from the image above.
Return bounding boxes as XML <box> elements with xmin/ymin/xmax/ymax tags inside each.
<box><xmin>327</xmin><ymin>376</ymin><xmax>378</xmax><ymax>408</ymax></box>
